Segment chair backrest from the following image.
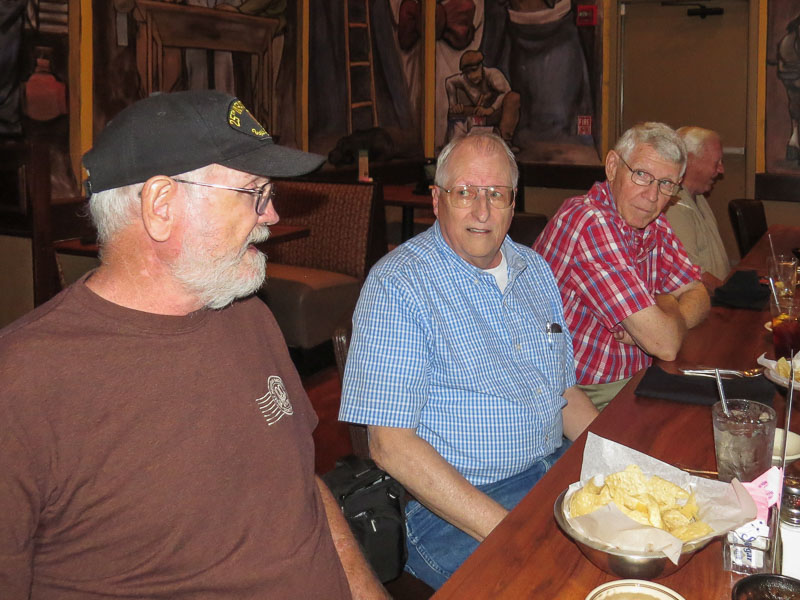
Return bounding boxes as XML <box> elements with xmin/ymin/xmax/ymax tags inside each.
<box><xmin>508</xmin><ymin>212</ymin><xmax>548</xmax><ymax>247</ymax></box>
<box><xmin>2</xmin><ymin>140</ymin><xmax>95</xmax><ymax>306</ymax></box>
<box><xmin>332</xmin><ymin>325</ymin><xmax>370</xmax><ymax>459</ymax></box>
<box><xmin>728</xmin><ymin>199</ymin><xmax>767</xmax><ymax>257</ymax></box>
<box><xmin>267</xmin><ymin>180</ymin><xmax>386</xmax><ymax>279</ymax></box>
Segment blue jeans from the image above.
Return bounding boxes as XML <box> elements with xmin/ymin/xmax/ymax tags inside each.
<box><xmin>403</xmin><ymin>439</ymin><xmax>570</xmax><ymax>589</ymax></box>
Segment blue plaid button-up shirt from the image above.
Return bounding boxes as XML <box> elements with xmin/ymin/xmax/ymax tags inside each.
<box><xmin>339</xmin><ymin>222</ymin><xmax>576</xmax><ymax>485</ymax></box>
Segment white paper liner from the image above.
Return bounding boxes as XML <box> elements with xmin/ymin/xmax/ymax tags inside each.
<box><xmin>563</xmin><ymin>433</ymin><xmax>757</xmax><ymax>564</ymax></box>
<box><xmin>757</xmin><ymin>352</ymin><xmax>800</xmax><ymax>390</ymax></box>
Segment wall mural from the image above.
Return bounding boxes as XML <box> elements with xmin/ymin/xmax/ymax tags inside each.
<box><xmin>3</xmin><ymin>0</ymin><xmax>603</xmax><ymax>197</ymax></box>
<box><xmin>309</xmin><ymin>0</ymin><xmax>603</xmax><ymax>168</ymax></box>
<box><xmin>766</xmin><ymin>3</ymin><xmax>800</xmax><ymax>175</ymax></box>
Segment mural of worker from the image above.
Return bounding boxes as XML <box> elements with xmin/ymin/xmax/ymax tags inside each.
<box><xmin>777</xmin><ymin>12</ymin><xmax>800</xmax><ymax>163</ymax></box>
<box><xmin>482</xmin><ymin>0</ymin><xmax>594</xmax><ymax>150</ymax></box>
<box><xmin>445</xmin><ymin>50</ymin><xmax>520</xmax><ymax>150</ymax></box>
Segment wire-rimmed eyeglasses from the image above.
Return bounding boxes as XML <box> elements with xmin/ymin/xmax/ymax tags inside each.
<box><xmin>436</xmin><ymin>184</ymin><xmax>516</xmax><ymax>209</ymax></box>
<box><xmin>172</xmin><ymin>178</ymin><xmax>275</xmax><ymax>215</ymax></box>
<box><xmin>616</xmin><ymin>155</ymin><xmax>681</xmax><ymax>197</ymax></box>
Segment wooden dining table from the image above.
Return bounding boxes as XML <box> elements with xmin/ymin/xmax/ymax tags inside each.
<box><xmin>434</xmin><ymin>225</ymin><xmax>800</xmax><ymax>600</ymax></box>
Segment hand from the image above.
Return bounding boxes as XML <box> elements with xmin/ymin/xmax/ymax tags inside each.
<box><xmin>613</xmin><ymin>327</ymin><xmax>636</xmax><ymax>346</ymax></box>
<box><xmin>475</xmin><ymin>106</ymin><xmax>493</xmax><ymax>117</ymax></box>
<box><xmin>451</xmin><ymin>103</ymin><xmax>465</xmax><ymax>114</ymax></box>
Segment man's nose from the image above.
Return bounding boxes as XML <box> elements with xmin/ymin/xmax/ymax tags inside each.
<box><xmin>471</xmin><ymin>190</ymin><xmax>492</xmax><ymax>220</ymax></box>
<box><xmin>259</xmin><ymin>200</ymin><xmax>279</xmax><ymax>226</ymax></box>
<box><xmin>643</xmin><ymin>181</ymin><xmax>660</xmax><ymax>203</ymax></box>
<box><xmin>717</xmin><ymin>161</ymin><xmax>725</xmax><ymax>175</ymax></box>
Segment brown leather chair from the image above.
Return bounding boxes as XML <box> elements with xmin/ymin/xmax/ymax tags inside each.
<box><xmin>728</xmin><ymin>199</ymin><xmax>767</xmax><ymax>258</ymax></box>
<box><xmin>260</xmin><ymin>180</ymin><xmax>386</xmax><ymax>350</ymax></box>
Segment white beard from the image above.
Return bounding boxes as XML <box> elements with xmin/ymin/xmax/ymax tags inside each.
<box><xmin>171</xmin><ymin>224</ymin><xmax>271</xmax><ymax>310</ymax></box>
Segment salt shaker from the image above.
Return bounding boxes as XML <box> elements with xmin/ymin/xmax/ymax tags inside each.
<box><xmin>779</xmin><ymin>477</ymin><xmax>800</xmax><ymax>579</ymax></box>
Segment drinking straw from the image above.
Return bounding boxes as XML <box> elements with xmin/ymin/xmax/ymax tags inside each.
<box><xmin>768</xmin><ymin>277</ymin><xmax>781</xmax><ymax>308</ymax></box>
<box><xmin>714</xmin><ymin>368</ymin><xmax>731</xmax><ymax>416</ymax></box>
<box><xmin>772</xmin><ymin>352</ymin><xmax>794</xmax><ymax>573</ymax></box>
<box><xmin>768</xmin><ymin>233</ymin><xmax>778</xmax><ymax>265</ymax></box>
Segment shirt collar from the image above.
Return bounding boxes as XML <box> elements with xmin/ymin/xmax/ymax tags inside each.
<box><xmin>431</xmin><ymin>221</ymin><xmax>528</xmax><ymax>280</ymax></box>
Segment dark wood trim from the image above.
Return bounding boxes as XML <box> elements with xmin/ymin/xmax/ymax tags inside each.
<box><xmin>754</xmin><ymin>173</ymin><xmax>800</xmax><ymax>202</ymax></box>
<box><xmin>520</xmin><ymin>163</ymin><xmax>605</xmax><ymax>190</ymax></box>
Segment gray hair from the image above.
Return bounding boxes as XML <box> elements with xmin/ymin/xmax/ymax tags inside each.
<box><xmin>614</xmin><ymin>122</ymin><xmax>687</xmax><ymax>178</ymax></box>
<box><xmin>676</xmin><ymin>126</ymin><xmax>720</xmax><ymax>157</ymax></box>
<box><xmin>435</xmin><ymin>132</ymin><xmax>519</xmax><ymax>188</ymax></box>
<box><xmin>88</xmin><ymin>164</ymin><xmax>217</xmax><ymax>245</ymax></box>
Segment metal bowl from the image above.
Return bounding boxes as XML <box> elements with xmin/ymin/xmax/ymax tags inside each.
<box><xmin>731</xmin><ymin>574</ymin><xmax>800</xmax><ymax>600</ymax></box>
<box><xmin>553</xmin><ymin>489</ymin><xmax>713</xmax><ymax>580</ymax></box>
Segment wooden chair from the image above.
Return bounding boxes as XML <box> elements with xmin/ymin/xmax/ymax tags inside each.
<box><xmin>728</xmin><ymin>199</ymin><xmax>767</xmax><ymax>258</ymax></box>
<box><xmin>507</xmin><ymin>211</ymin><xmax>548</xmax><ymax>247</ymax></box>
<box><xmin>331</xmin><ymin>325</ymin><xmax>434</xmax><ymax>599</ymax></box>
<box><xmin>260</xmin><ymin>180</ymin><xmax>386</xmax><ymax>350</ymax></box>
<box><xmin>2</xmin><ymin>139</ymin><xmax>95</xmax><ymax>307</ymax></box>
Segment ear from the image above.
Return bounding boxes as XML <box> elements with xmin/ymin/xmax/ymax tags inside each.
<box><xmin>431</xmin><ymin>185</ymin><xmax>441</xmax><ymax>218</ymax></box>
<box><xmin>605</xmin><ymin>151</ymin><xmax>619</xmax><ymax>184</ymax></box>
<box><xmin>141</xmin><ymin>176</ymin><xmax>178</xmax><ymax>243</ymax></box>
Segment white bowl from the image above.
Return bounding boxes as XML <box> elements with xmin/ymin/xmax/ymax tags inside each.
<box><xmin>584</xmin><ymin>579</ymin><xmax>686</xmax><ymax>600</ymax></box>
<box><xmin>772</xmin><ymin>428</ymin><xmax>800</xmax><ymax>465</ymax></box>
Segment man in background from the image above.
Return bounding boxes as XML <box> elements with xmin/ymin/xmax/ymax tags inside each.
<box><xmin>535</xmin><ymin>122</ymin><xmax>710</xmax><ymax>410</ymax></box>
<box><xmin>664</xmin><ymin>126</ymin><xmax>730</xmax><ymax>288</ymax></box>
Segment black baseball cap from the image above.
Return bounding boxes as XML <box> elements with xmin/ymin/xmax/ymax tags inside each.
<box><xmin>83</xmin><ymin>91</ymin><xmax>325</xmax><ymax>194</ymax></box>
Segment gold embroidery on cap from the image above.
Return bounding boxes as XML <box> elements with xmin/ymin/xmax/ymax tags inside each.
<box><xmin>228</xmin><ymin>99</ymin><xmax>270</xmax><ymax>137</ymax></box>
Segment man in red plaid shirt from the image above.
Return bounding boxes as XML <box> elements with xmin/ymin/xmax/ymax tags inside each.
<box><xmin>534</xmin><ymin>122</ymin><xmax>710</xmax><ymax>410</ymax></box>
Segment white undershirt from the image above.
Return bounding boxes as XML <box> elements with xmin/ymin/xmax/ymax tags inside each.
<box><xmin>483</xmin><ymin>251</ymin><xmax>509</xmax><ymax>292</ymax></box>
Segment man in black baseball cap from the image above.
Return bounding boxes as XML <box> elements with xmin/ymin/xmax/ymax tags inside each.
<box><xmin>0</xmin><ymin>91</ymin><xmax>389</xmax><ymax>599</ymax></box>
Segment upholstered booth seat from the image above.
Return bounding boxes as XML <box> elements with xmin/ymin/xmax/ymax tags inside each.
<box><xmin>263</xmin><ymin>263</ymin><xmax>361</xmax><ymax>349</ymax></box>
<box><xmin>258</xmin><ymin>180</ymin><xmax>385</xmax><ymax>352</ymax></box>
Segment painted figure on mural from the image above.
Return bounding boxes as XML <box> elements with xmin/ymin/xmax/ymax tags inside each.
<box><xmin>482</xmin><ymin>0</ymin><xmax>593</xmax><ymax>151</ymax></box>
<box><xmin>445</xmin><ymin>50</ymin><xmax>520</xmax><ymax>151</ymax></box>
<box><xmin>777</xmin><ymin>12</ymin><xmax>800</xmax><ymax>163</ymax></box>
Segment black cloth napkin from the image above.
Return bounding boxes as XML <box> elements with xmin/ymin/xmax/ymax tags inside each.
<box><xmin>711</xmin><ymin>270</ymin><xmax>770</xmax><ymax>310</ymax></box>
<box><xmin>634</xmin><ymin>365</ymin><xmax>775</xmax><ymax>406</ymax></box>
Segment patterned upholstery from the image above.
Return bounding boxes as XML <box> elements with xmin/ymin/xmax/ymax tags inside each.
<box><xmin>260</xmin><ymin>180</ymin><xmax>385</xmax><ymax>349</ymax></box>
<box><xmin>266</xmin><ymin>180</ymin><xmax>384</xmax><ymax>280</ymax></box>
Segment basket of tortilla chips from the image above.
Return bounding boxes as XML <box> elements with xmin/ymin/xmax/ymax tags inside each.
<box><xmin>553</xmin><ymin>434</ymin><xmax>757</xmax><ymax>579</ymax></box>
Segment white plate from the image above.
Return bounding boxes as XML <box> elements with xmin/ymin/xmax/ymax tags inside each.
<box><xmin>585</xmin><ymin>579</ymin><xmax>686</xmax><ymax>600</ymax></box>
<box><xmin>772</xmin><ymin>428</ymin><xmax>800</xmax><ymax>466</ymax></box>
<box><xmin>763</xmin><ymin>366</ymin><xmax>800</xmax><ymax>391</ymax></box>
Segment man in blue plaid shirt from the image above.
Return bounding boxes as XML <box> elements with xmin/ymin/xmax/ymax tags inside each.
<box><xmin>339</xmin><ymin>132</ymin><xmax>598</xmax><ymax>589</ymax></box>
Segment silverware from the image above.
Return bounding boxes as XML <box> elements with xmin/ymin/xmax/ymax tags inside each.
<box><xmin>680</xmin><ymin>367</ymin><xmax>764</xmax><ymax>378</ymax></box>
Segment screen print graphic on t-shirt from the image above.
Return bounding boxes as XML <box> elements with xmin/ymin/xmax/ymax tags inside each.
<box><xmin>255</xmin><ymin>375</ymin><xmax>294</xmax><ymax>426</ymax></box>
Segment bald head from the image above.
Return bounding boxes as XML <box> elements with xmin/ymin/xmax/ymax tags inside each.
<box><xmin>677</xmin><ymin>127</ymin><xmax>724</xmax><ymax>196</ymax></box>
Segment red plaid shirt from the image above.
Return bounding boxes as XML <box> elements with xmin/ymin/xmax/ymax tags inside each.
<box><xmin>533</xmin><ymin>182</ymin><xmax>700</xmax><ymax>384</ymax></box>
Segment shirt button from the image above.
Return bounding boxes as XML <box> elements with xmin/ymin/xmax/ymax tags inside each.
<box><xmin>515</xmin><ymin>343</ymin><xmax>521</xmax><ymax>351</ymax></box>
<box><xmin>537</xmin><ymin>388</ymin><xmax>542</xmax><ymax>394</ymax></box>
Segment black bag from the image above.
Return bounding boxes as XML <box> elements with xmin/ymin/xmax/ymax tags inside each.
<box><xmin>322</xmin><ymin>455</ymin><xmax>407</xmax><ymax>583</ymax></box>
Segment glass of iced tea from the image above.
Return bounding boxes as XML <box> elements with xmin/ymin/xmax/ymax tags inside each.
<box><xmin>771</xmin><ymin>297</ymin><xmax>800</xmax><ymax>359</ymax></box>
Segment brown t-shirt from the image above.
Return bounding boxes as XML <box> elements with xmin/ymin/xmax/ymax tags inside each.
<box><xmin>0</xmin><ymin>280</ymin><xmax>351</xmax><ymax>599</ymax></box>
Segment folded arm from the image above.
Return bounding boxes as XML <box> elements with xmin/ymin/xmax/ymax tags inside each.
<box><xmin>620</xmin><ymin>281</ymin><xmax>709</xmax><ymax>360</ymax></box>
<box><xmin>368</xmin><ymin>426</ymin><xmax>508</xmax><ymax>542</ymax></box>
<box><xmin>316</xmin><ymin>476</ymin><xmax>390</xmax><ymax>600</ymax></box>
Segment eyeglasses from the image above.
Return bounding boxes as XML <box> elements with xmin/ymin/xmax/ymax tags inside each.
<box><xmin>437</xmin><ymin>184</ymin><xmax>516</xmax><ymax>209</ymax></box>
<box><xmin>617</xmin><ymin>155</ymin><xmax>681</xmax><ymax>197</ymax></box>
<box><xmin>172</xmin><ymin>178</ymin><xmax>274</xmax><ymax>215</ymax></box>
